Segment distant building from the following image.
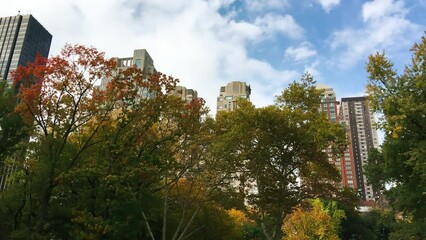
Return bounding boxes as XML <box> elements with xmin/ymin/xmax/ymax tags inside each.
<box><xmin>0</xmin><ymin>14</ymin><xmax>52</xmax><ymax>84</ymax></box>
<box><xmin>170</xmin><ymin>85</ymin><xmax>198</xmax><ymax>103</ymax></box>
<box><xmin>317</xmin><ymin>84</ymin><xmax>357</xmax><ymax>190</ymax></box>
<box><xmin>217</xmin><ymin>81</ymin><xmax>251</xmax><ymax>112</ymax></box>
<box><xmin>101</xmin><ymin>49</ymin><xmax>156</xmax><ymax>87</ymax></box>
<box><xmin>340</xmin><ymin>97</ymin><xmax>379</xmax><ymax>201</ymax></box>
<box><xmin>100</xmin><ymin>49</ymin><xmax>156</xmax><ymax>97</ymax></box>
<box><xmin>114</xmin><ymin>49</ymin><xmax>155</xmax><ymax>74</ymax></box>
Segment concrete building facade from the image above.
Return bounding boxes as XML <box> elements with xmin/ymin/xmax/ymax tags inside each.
<box><xmin>217</xmin><ymin>81</ymin><xmax>251</xmax><ymax>112</ymax></box>
<box><xmin>114</xmin><ymin>49</ymin><xmax>155</xmax><ymax>74</ymax></box>
<box><xmin>340</xmin><ymin>97</ymin><xmax>379</xmax><ymax>201</ymax></box>
<box><xmin>0</xmin><ymin>14</ymin><xmax>52</xmax><ymax>83</ymax></box>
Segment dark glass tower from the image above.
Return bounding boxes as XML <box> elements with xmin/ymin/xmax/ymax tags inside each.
<box><xmin>0</xmin><ymin>14</ymin><xmax>52</xmax><ymax>83</ymax></box>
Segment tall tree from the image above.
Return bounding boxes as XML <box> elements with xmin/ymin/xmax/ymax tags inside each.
<box><xmin>3</xmin><ymin>44</ymin><xmax>190</xmax><ymax>238</ymax></box>
<box><xmin>214</xmin><ymin>73</ymin><xmax>347</xmax><ymax>240</ymax></box>
<box><xmin>365</xmin><ymin>34</ymin><xmax>426</xmax><ymax>232</ymax></box>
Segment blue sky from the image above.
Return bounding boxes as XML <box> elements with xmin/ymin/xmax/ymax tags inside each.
<box><xmin>1</xmin><ymin>0</ymin><xmax>425</xmax><ymax>115</ymax></box>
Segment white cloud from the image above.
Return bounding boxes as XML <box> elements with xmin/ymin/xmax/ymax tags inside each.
<box><xmin>254</xmin><ymin>13</ymin><xmax>304</xmax><ymax>39</ymax></box>
<box><xmin>362</xmin><ymin>0</ymin><xmax>406</xmax><ymax>22</ymax></box>
<box><xmin>244</xmin><ymin>0</ymin><xmax>289</xmax><ymax>12</ymax></box>
<box><xmin>285</xmin><ymin>42</ymin><xmax>317</xmax><ymax>61</ymax></box>
<box><xmin>331</xmin><ymin>0</ymin><xmax>421</xmax><ymax>68</ymax></box>
<box><xmin>208</xmin><ymin>0</ymin><xmax>237</xmax><ymax>10</ymax></box>
<box><xmin>316</xmin><ymin>0</ymin><xmax>341</xmax><ymax>12</ymax></box>
<box><xmin>0</xmin><ymin>0</ymin><xmax>302</xmax><ymax>115</ymax></box>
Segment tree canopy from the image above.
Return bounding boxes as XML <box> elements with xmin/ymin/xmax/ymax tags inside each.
<box><xmin>214</xmin><ymin>73</ymin><xmax>347</xmax><ymax>240</ymax></box>
<box><xmin>365</xmin><ymin>34</ymin><xmax>426</xmax><ymax>238</ymax></box>
<box><xmin>0</xmin><ymin>44</ymin><xmax>226</xmax><ymax>239</ymax></box>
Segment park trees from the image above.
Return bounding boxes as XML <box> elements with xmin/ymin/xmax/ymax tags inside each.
<box><xmin>214</xmin><ymin>73</ymin><xmax>347</xmax><ymax>240</ymax></box>
<box><xmin>0</xmin><ymin>43</ymin><xmax>362</xmax><ymax>239</ymax></box>
<box><xmin>365</xmin><ymin>34</ymin><xmax>426</xmax><ymax>238</ymax></box>
<box><xmin>0</xmin><ymin>44</ymin><xmax>224</xmax><ymax>239</ymax></box>
<box><xmin>366</xmin><ymin>34</ymin><xmax>426</xmax><ymax>230</ymax></box>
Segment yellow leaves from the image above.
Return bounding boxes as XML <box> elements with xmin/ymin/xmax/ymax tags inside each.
<box><xmin>282</xmin><ymin>199</ymin><xmax>345</xmax><ymax>240</ymax></box>
<box><xmin>386</xmin><ymin>114</ymin><xmax>406</xmax><ymax>139</ymax></box>
<box><xmin>392</xmin><ymin>125</ymin><xmax>404</xmax><ymax>139</ymax></box>
<box><xmin>71</xmin><ymin>210</ymin><xmax>111</xmax><ymax>239</ymax></box>
<box><xmin>227</xmin><ymin>208</ymin><xmax>252</xmax><ymax>227</ymax></box>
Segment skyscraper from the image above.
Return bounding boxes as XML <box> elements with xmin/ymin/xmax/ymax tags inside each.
<box><xmin>217</xmin><ymin>81</ymin><xmax>251</xmax><ymax>112</ymax></box>
<box><xmin>0</xmin><ymin>14</ymin><xmax>52</xmax><ymax>83</ymax></box>
<box><xmin>340</xmin><ymin>97</ymin><xmax>379</xmax><ymax>201</ymax></box>
<box><xmin>317</xmin><ymin>84</ymin><xmax>357</xmax><ymax>190</ymax></box>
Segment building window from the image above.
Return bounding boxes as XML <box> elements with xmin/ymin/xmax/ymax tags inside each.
<box><xmin>225</xmin><ymin>96</ymin><xmax>233</xmax><ymax>100</ymax></box>
<box><xmin>135</xmin><ymin>59</ymin><xmax>142</xmax><ymax>68</ymax></box>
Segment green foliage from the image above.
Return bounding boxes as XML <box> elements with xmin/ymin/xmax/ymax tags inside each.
<box><xmin>365</xmin><ymin>34</ymin><xmax>426</xmax><ymax>226</ymax></box>
<box><xmin>364</xmin><ymin>148</ymin><xmax>386</xmax><ymax>194</ymax></box>
<box><xmin>389</xmin><ymin>218</ymin><xmax>426</xmax><ymax>240</ymax></box>
<box><xmin>0</xmin><ymin>81</ymin><xmax>28</xmax><ymax>161</ymax></box>
<box><xmin>338</xmin><ymin>202</ymin><xmax>376</xmax><ymax>240</ymax></box>
<box><xmin>361</xmin><ymin>209</ymin><xmax>394</xmax><ymax>240</ymax></box>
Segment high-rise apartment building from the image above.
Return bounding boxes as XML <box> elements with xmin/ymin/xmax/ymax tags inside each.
<box><xmin>217</xmin><ymin>81</ymin><xmax>251</xmax><ymax>112</ymax></box>
<box><xmin>340</xmin><ymin>97</ymin><xmax>379</xmax><ymax>201</ymax></box>
<box><xmin>0</xmin><ymin>14</ymin><xmax>52</xmax><ymax>83</ymax></box>
<box><xmin>170</xmin><ymin>85</ymin><xmax>198</xmax><ymax>103</ymax></box>
<box><xmin>317</xmin><ymin>85</ymin><xmax>357</xmax><ymax>190</ymax></box>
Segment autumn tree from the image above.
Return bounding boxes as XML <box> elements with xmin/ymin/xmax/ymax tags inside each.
<box><xmin>214</xmin><ymin>73</ymin><xmax>347</xmax><ymax>240</ymax></box>
<box><xmin>0</xmin><ymin>44</ymin><xmax>204</xmax><ymax>238</ymax></box>
<box><xmin>365</xmin><ymin>34</ymin><xmax>426</xmax><ymax>238</ymax></box>
<box><xmin>282</xmin><ymin>199</ymin><xmax>345</xmax><ymax>240</ymax></box>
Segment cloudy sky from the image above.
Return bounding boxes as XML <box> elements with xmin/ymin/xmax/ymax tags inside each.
<box><xmin>2</xmin><ymin>0</ymin><xmax>425</xmax><ymax>114</ymax></box>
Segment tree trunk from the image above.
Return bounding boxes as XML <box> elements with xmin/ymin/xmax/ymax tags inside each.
<box><xmin>34</xmin><ymin>183</ymin><xmax>54</xmax><ymax>233</ymax></box>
